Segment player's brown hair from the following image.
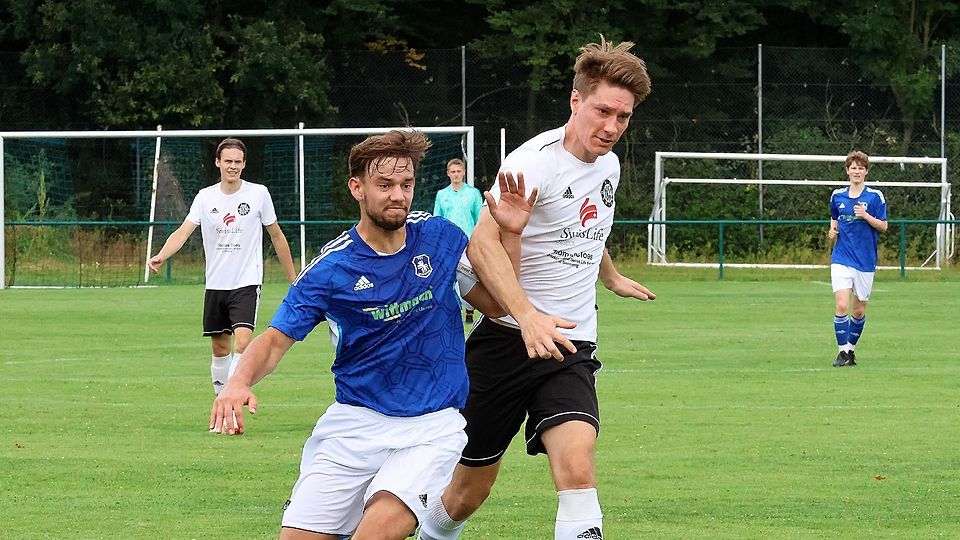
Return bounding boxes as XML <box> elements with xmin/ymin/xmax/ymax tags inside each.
<box><xmin>349</xmin><ymin>130</ymin><xmax>432</xmax><ymax>179</ymax></box>
<box><xmin>573</xmin><ymin>35</ymin><xmax>652</xmax><ymax>106</ymax></box>
<box><xmin>216</xmin><ymin>138</ymin><xmax>246</xmax><ymax>160</ymax></box>
<box><xmin>845</xmin><ymin>150</ymin><xmax>870</xmax><ymax>170</ymax></box>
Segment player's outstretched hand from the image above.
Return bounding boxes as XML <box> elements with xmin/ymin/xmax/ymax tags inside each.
<box><xmin>147</xmin><ymin>255</ymin><xmax>164</xmax><ymax>273</ymax></box>
<box><xmin>486</xmin><ymin>171</ymin><xmax>538</xmax><ymax>236</ymax></box>
<box><xmin>603</xmin><ymin>273</ymin><xmax>656</xmax><ymax>301</ymax></box>
<box><xmin>209</xmin><ymin>383</ymin><xmax>258</xmax><ymax>436</ymax></box>
<box><xmin>515</xmin><ymin>308</ymin><xmax>578</xmax><ymax>361</ymax></box>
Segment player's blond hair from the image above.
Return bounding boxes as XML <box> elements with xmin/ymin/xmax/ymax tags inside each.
<box><xmin>446</xmin><ymin>158</ymin><xmax>465</xmax><ymax>170</ymax></box>
<box><xmin>573</xmin><ymin>35</ymin><xmax>651</xmax><ymax>106</ymax></box>
<box><xmin>348</xmin><ymin>130</ymin><xmax>432</xmax><ymax>179</ymax></box>
<box><xmin>845</xmin><ymin>150</ymin><xmax>870</xmax><ymax>170</ymax></box>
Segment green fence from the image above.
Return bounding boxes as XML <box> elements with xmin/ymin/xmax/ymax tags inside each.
<box><xmin>3</xmin><ymin>219</ymin><xmax>957</xmax><ymax>287</ymax></box>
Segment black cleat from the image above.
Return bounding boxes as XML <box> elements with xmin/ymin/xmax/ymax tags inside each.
<box><xmin>833</xmin><ymin>351</ymin><xmax>850</xmax><ymax>367</ymax></box>
<box><xmin>846</xmin><ymin>351</ymin><xmax>857</xmax><ymax>366</ymax></box>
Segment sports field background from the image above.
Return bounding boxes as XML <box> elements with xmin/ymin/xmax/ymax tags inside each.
<box><xmin>2</xmin><ymin>265</ymin><xmax>958</xmax><ymax>538</ymax></box>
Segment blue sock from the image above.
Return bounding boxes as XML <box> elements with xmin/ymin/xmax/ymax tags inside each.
<box><xmin>849</xmin><ymin>316</ymin><xmax>866</xmax><ymax>347</ymax></box>
<box><xmin>833</xmin><ymin>315</ymin><xmax>849</xmax><ymax>349</ymax></box>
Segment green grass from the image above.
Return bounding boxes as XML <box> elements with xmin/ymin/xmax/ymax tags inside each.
<box><xmin>2</xmin><ymin>269</ymin><xmax>959</xmax><ymax>539</ymax></box>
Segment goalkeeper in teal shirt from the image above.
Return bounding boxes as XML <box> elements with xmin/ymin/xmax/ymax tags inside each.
<box><xmin>434</xmin><ymin>158</ymin><xmax>484</xmax><ymax>322</ymax></box>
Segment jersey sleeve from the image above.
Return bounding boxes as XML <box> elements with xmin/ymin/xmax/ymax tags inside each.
<box><xmin>434</xmin><ymin>190</ymin><xmax>444</xmax><ymax>217</ymax></box>
<box><xmin>269</xmin><ymin>267</ymin><xmax>329</xmax><ymax>341</ymax></box>
<box><xmin>185</xmin><ymin>192</ymin><xmax>203</xmax><ymax>224</ymax></box>
<box><xmin>471</xmin><ymin>187</ymin><xmax>483</xmax><ymax>222</ymax></box>
<box><xmin>829</xmin><ymin>191</ymin><xmax>839</xmax><ymax>220</ymax></box>
<box><xmin>492</xmin><ymin>150</ymin><xmax>550</xmax><ymax>204</ymax></box>
<box><xmin>260</xmin><ymin>186</ymin><xmax>279</xmax><ymax>226</ymax></box>
<box><xmin>873</xmin><ymin>191</ymin><xmax>888</xmax><ymax>221</ymax></box>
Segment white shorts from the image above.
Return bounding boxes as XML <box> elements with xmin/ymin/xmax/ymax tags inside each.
<box><xmin>281</xmin><ymin>402</ymin><xmax>467</xmax><ymax>536</ymax></box>
<box><xmin>831</xmin><ymin>264</ymin><xmax>875</xmax><ymax>301</ymax></box>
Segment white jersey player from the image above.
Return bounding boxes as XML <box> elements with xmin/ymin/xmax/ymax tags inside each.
<box><xmin>148</xmin><ymin>138</ymin><xmax>297</xmax><ymax>395</ymax></box>
<box><xmin>419</xmin><ymin>37</ymin><xmax>655</xmax><ymax>540</ymax></box>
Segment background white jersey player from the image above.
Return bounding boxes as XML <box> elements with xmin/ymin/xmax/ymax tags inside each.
<box><xmin>419</xmin><ymin>37</ymin><xmax>655</xmax><ymax>540</ymax></box>
<box><xmin>148</xmin><ymin>138</ymin><xmax>297</xmax><ymax>396</ymax></box>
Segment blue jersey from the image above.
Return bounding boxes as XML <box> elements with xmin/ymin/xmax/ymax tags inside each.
<box><xmin>829</xmin><ymin>186</ymin><xmax>887</xmax><ymax>272</ymax></box>
<box><xmin>270</xmin><ymin>212</ymin><xmax>469</xmax><ymax>417</ymax></box>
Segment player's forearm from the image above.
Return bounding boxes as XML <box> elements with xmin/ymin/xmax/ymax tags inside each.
<box><xmin>232</xmin><ymin>328</ymin><xmax>291</xmax><ymax>387</ymax></box>
<box><xmin>869</xmin><ymin>217</ymin><xmax>888</xmax><ymax>233</ymax></box>
<box><xmin>598</xmin><ymin>249</ymin><xmax>619</xmax><ymax>288</ymax></box>
<box><xmin>467</xmin><ymin>233</ymin><xmax>535</xmax><ymax>319</ymax></box>
<box><xmin>271</xmin><ymin>233</ymin><xmax>297</xmax><ymax>282</ymax></box>
<box><xmin>501</xmin><ymin>231</ymin><xmax>522</xmax><ymax>277</ymax></box>
<box><xmin>156</xmin><ymin>225</ymin><xmax>193</xmax><ymax>260</ymax></box>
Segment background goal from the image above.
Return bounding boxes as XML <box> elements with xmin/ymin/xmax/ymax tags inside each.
<box><xmin>1</xmin><ymin>126</ymin><xmax>474</xmax><ymax>288</ymax></box>
<box><xmin>648</xmin><ymin>151</ymin><xmax>953</xmax><ymax>270</ymax></box>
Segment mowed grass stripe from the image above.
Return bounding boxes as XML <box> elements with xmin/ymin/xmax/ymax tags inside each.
<box><xmin>1</xmin><ymin>273</ymin><xmax>958</xmax><ymax>539</ymax></box>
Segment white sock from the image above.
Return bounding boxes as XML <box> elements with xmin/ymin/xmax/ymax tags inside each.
<box><xmin>229</xmin><ymin>352</ymin><xmax>241</xmax><ymax>379</ymax></box>
<box><xmin>417</xmin><ymin>496</ymin><xmax>466</xmax><ymax>540</ymax></box>
<box><xmin>555</xmin><ymin>488</ymin><xmax>603</xmax><ymax>540</ymax></box>
<box><xmin>211</xmin><ymin>355</ymin><xmax>231</xmax><ymax>395</ymax></box>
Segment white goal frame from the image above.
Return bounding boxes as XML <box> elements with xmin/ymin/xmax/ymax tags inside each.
<box><xmin>0</xmin><ymin>125</ymin><xmax>475</xmax><ymax>288</ymax></box>
<box><xmin>648</xmin><ymin>151</ymin><xmax>952</xmax><ymax>270</ymax></box>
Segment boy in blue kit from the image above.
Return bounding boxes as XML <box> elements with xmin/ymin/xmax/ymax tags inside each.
<box><xmin>208</xmin><ymin>130</ymin><xmax>570</xmax><ymax>540</ymax></box>
<box><xmin>828</xmin><ymin>150</ymin><xmax>888</xmax><ymax>367</ymax></box>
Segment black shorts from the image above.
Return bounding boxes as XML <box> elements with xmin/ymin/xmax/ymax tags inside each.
<box><xmin>459</xmin><ymin>318</ymin><xmax>602</xmax><ymax>467</ymax></box>
<box><xmin>202</xmin><ymin>284</ymin><xmax>261</xmax><ymax>336</ymax></box>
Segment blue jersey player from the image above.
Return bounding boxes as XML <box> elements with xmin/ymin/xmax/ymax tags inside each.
<box><xmin>209</xmin><ymin>130</ymin><xmax>554</xmax><ymax>540</ymax></box>
<box><xmin>828</xmin><ymin>151</ymin><xmax>888</xmax><ymax>367</ymax></box>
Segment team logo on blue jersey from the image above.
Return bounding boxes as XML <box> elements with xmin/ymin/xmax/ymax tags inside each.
<box><xmin>412</xmin><ymin>254</ymin><xmax>433</xmax><ymax>278</ymax></box>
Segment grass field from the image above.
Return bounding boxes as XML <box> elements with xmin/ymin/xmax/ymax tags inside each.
<box><xmin>2</xmin><ymin>266</ymin><xmax>959</xmax><ymax>539</ymax></box>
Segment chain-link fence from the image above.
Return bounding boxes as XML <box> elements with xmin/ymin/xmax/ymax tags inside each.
<box><xmin>4</xmin><ymin>45</ymin><xmax>959</xmax><ymax>264</ymax></box>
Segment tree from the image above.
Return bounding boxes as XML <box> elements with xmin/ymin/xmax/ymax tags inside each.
<box><xmin>814</xmin><ymin>1</ymin><xmax>960</xmax><ymax>154</ymax></box>
<box><xmin>6</xmin><ymin>0</ymin><xmax>333</xmax><ymax>128</ymax></box>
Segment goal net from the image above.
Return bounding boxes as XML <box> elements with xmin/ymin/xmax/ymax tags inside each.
<box><xmin>1</xmin><ymin>126</ymin><xmax>474</xmax><ymax>288</ymax></box>
<box><xmin>648</xmin><ymin>152</ymin><xmax>952</xmax><ymax>270</ymax></box>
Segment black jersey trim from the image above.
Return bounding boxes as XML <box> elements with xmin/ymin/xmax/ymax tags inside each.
<box><xmin>539</xmin><ymin>138</ymin><xmax>561</xmax><ymax>152</ymax></box>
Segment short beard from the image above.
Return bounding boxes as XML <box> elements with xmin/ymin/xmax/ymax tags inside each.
<box><xmin>368</xmin><ymin>209</ymin><xmax>407</xmax><ymax>231</ymax></box>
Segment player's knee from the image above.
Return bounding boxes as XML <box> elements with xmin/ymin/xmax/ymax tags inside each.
<box><xmin>852</xmin><ymin>306</ymin><xmax>866</xmax><ymax>319</ymax></box>
<box><xmin>211</xmin><ymin>341</ymin><xmax>231</xmax><ymax>357</ymax></box>
<box><xmin>444</xmin><ymin>483</ymin><xmax>491</xmax><ymax>520</ymax></box>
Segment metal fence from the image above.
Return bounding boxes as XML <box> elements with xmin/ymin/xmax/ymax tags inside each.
<box><xmin>3</xmin><ymin>45</ymin><xmax>959</xmax><ymax>220</ymax></box>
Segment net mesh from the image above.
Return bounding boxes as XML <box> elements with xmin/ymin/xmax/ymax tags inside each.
<box><xmin>3</xmin><ymin>130</ymin><xmax>470</xmax><ymax>287</ymax></box>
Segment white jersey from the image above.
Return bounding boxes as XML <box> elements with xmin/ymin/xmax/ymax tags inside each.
<box><xmin>185</xmin><ymin>180</ymin><xmax>279</xmax><ymax>290</ymax></box>
<box><xmin>489</xmin><ymin>126</ymin><xmax>619</xmax><ymax>342</ymax></box>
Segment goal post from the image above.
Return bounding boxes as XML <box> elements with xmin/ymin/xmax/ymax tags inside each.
<box><xmin>648</xmin><ymin>151</ymin><xmax>951</xmax><ymax>270</ymax></box>
<box><xmin>1</xmin><ymin>126</ymin><xmax>475</xmax><ymax>288</ymax></box>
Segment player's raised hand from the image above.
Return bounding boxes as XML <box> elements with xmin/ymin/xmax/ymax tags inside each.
<box><xmin>486</xmin><ymin>171</ymin><xmax>538</xmax><ymax>236</ymax></box>
<box><xmin>514</xmin><ymin>308</ymin><xmax>578</xmax><ymax>361</ymax></box>
<box><xmin>209</xmin><ymin>382</ymin><xmax>258</xmax><ymax>436</ymax></box>
<box><xmin>603</xmin><ymin>273</ymin><xmax>656</xmax><ymax>301</ymax></box>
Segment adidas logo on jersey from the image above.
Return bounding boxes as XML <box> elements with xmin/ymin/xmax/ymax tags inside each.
<box><xmin>211</xmin><ymin>207</ymin><xmax>219</xmax><ymax>213</ymax></box>
<box><xmin>838</xmin><ymin>203</ymin><xmax>845</xmax><ymax>209</ymax></box>
<box><xmin>576</xmin><ymin>527</ymin><xmax>603</xmax><ymax>539</ymax></box>
<box><xmin>563</xmin><ymin>186</ymin><xmax>575</xmax><ymax>199</ymax></box>
<box><xmin>354</xmin><ymin>275</ymin><xmax>374</xmax><ymax>291</ymax></box>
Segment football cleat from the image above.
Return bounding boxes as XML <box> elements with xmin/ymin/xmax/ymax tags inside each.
<box><xmin>832</xmin><ymin>351</ymin><xmax>850</xmax><ymax>367</ymax></box>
